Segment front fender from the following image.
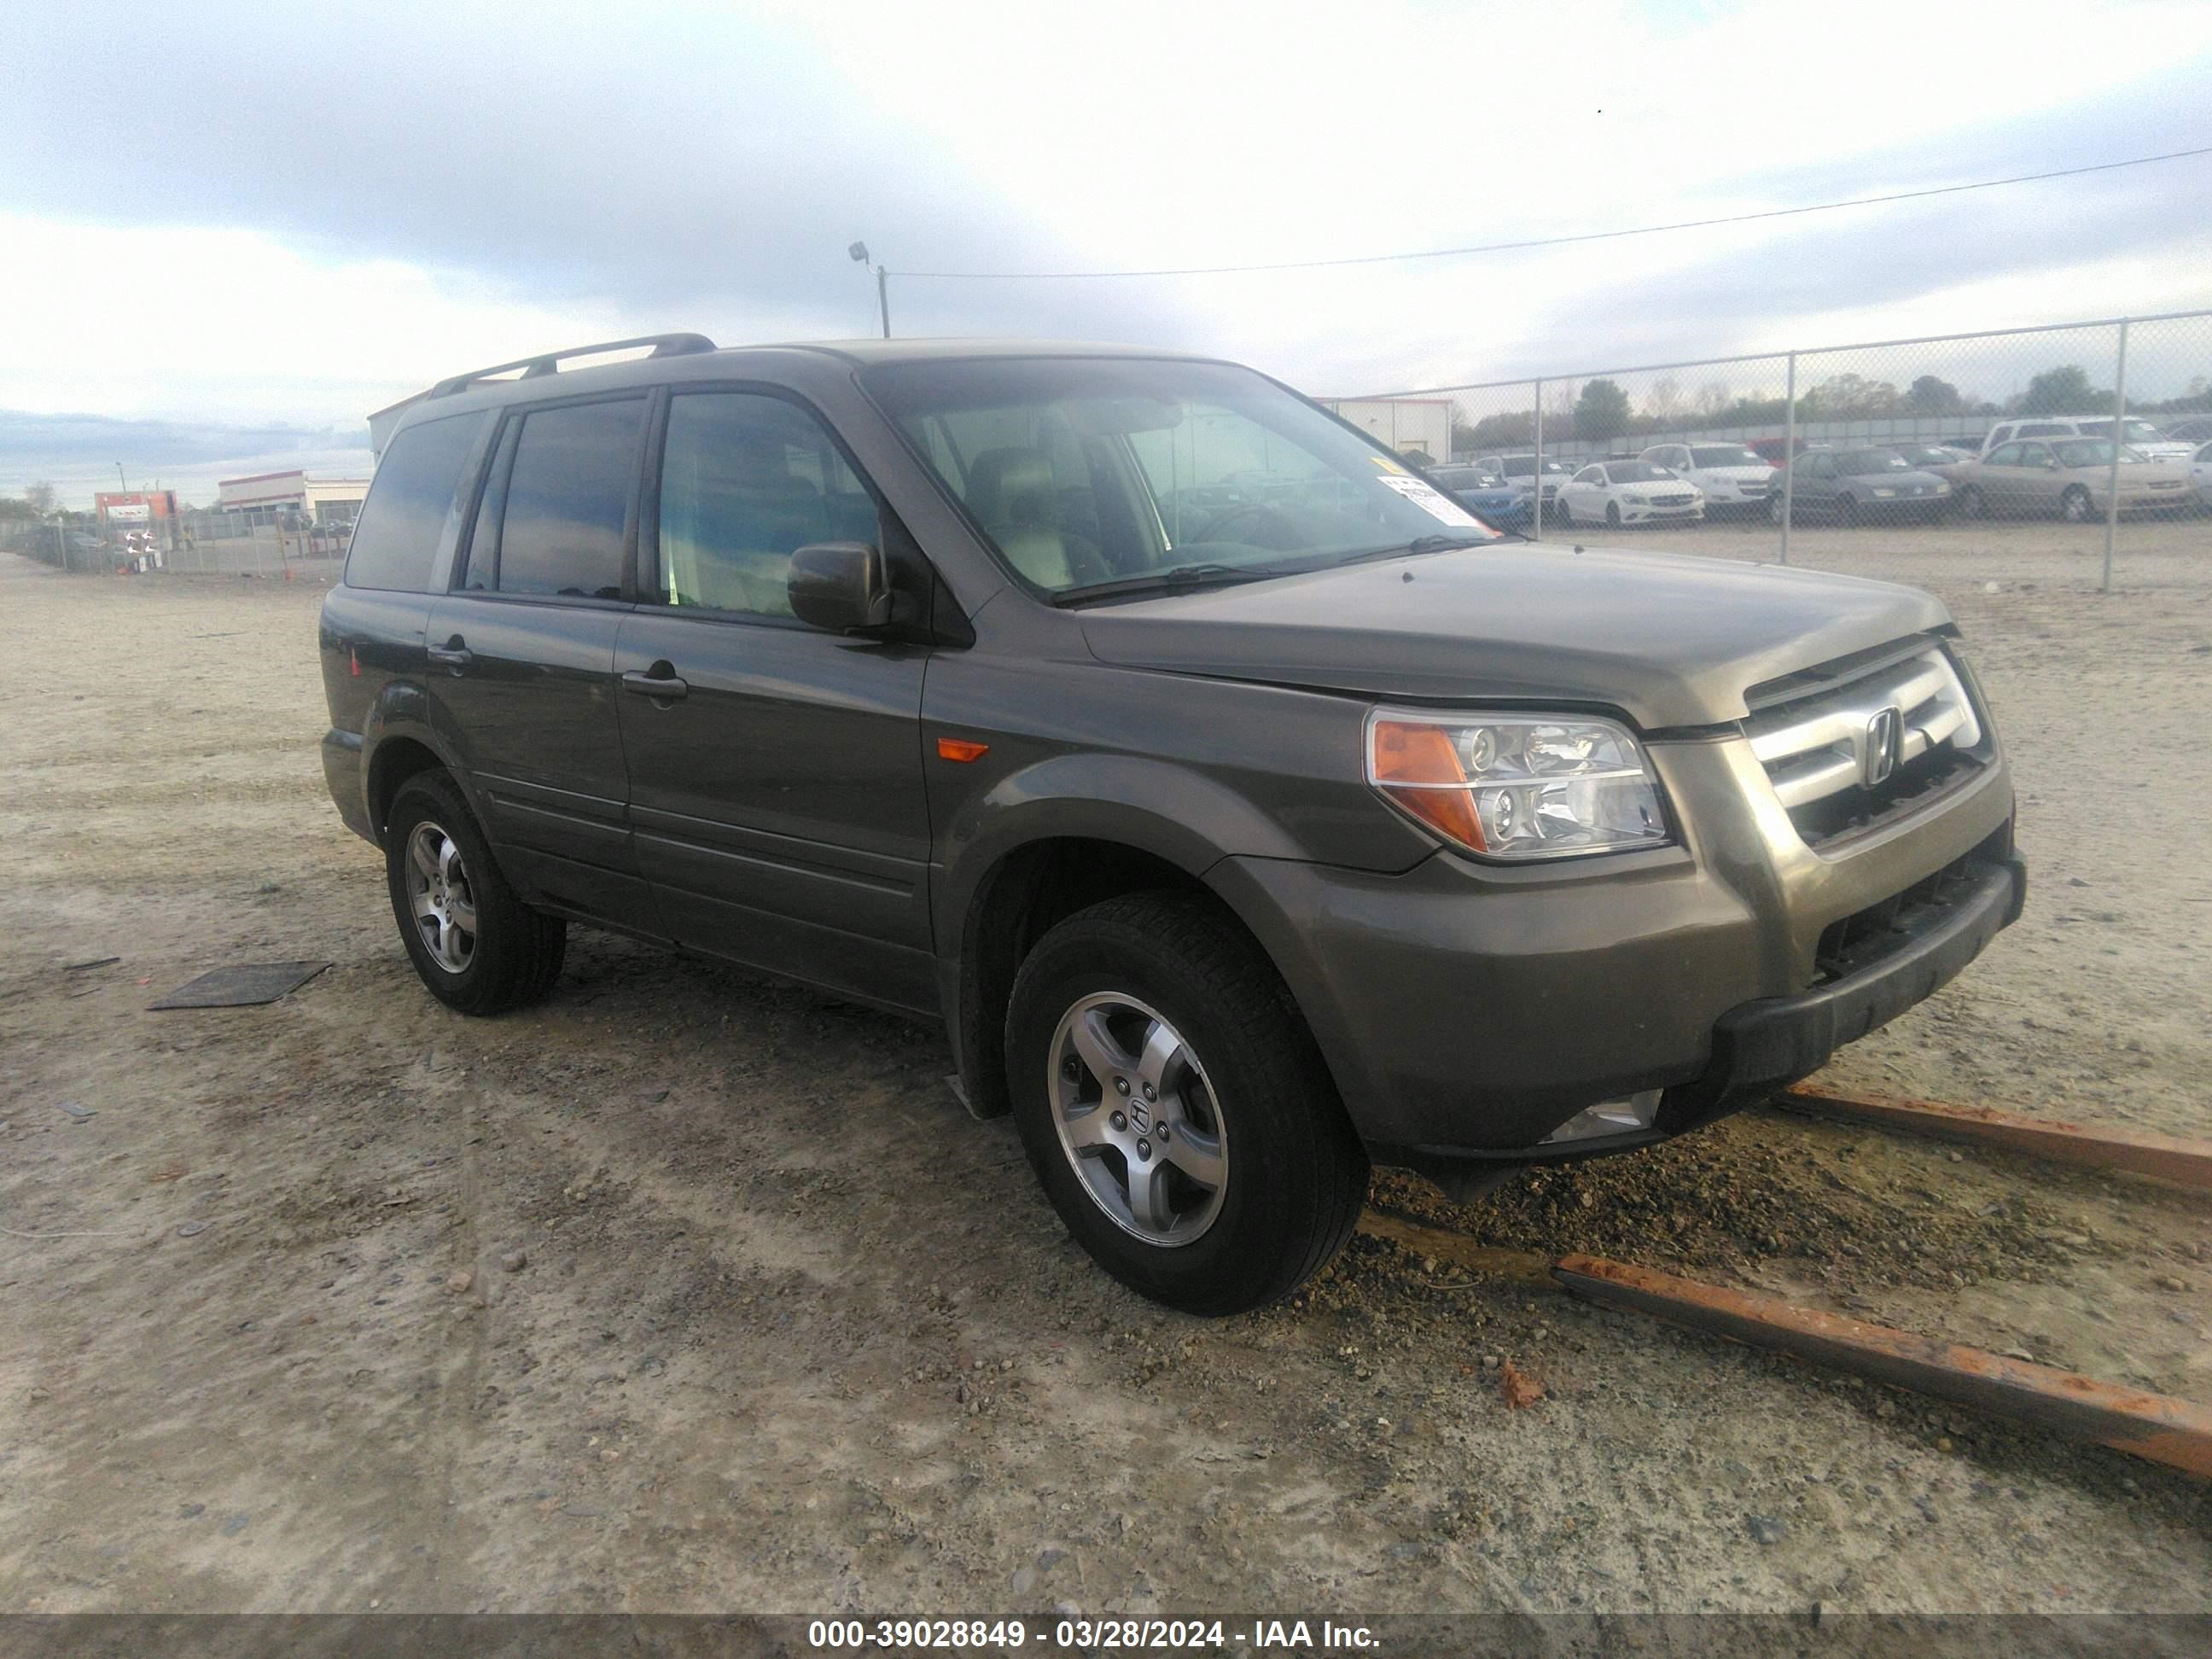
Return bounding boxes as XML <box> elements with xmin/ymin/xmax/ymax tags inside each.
<box><xmin>930</xmin><ymin>752</ymin><xmax>1309</xmax><ymax>948</ymax></box>
<box><xmin>930</xmin><ymin>754</ymin><xmax>1406</xmax><ymax>1126</ymax></box>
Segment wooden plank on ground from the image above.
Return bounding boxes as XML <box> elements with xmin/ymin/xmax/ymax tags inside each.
<box><xmin>1553</xmin><ymin>1253</ymin><xmax>2212</xmax><ymax>1481</ymax></box>
<box><xmin>1777</xmin><ymin>1085</ymin><xmax>2212</xmax><ymax>1191</ymax></box>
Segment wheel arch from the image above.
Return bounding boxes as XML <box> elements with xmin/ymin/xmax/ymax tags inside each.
<box><xmin>939</xmin><ymin>765</ymin><xmax>1322</xmax><ymax>1121</ymax></box>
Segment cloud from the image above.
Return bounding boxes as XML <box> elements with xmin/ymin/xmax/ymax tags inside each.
<box><xmin>0</xmin><ymin>407</ymin><xmax>372</xmax><ymax>506</ymax></box>
<box><xmin>3</xmin><ymin>0</ymin><xmax>2210</xmax><ymax>485</ymax></box>
<box><xmin>0</xmin><ymin>0</ymin><xmax>1196</xmax><ymax>345</ymax></box>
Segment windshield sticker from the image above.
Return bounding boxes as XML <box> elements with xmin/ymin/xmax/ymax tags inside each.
<box><xmin>1375</xmin><ymin>474</ymin><xmax>1482</xmax><ymax>527</ymax></box>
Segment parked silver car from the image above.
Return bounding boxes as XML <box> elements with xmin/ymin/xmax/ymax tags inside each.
<box><xmin>1951</xmin><ymin>437</ymin><xmax>2195</xmax><ymax>521</ymax></box>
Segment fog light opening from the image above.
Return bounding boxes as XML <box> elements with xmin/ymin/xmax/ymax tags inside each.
<box><xmin>1540</xmin><ymin>1089</ymin><xmax>1662</xmax><ymax>1146</ymax></box>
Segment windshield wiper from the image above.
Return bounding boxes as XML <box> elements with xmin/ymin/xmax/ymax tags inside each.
<box><xmin>1051</xmin><ymin>562</ymin><xmax>1282</xmax><ymax>607</ymax></box>
<box><xmin>1334</xmin><ymin>534</ymin><xmax>1493</xmax><ymax>566</ymax></box>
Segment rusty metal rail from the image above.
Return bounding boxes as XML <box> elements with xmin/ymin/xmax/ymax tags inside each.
<box><xmin>1553</xmin><ymin>1253</ymin><xmax>2212</xmax><ymax>1480</ymax></box>
<box><xmin>1774</xmin><ymin>1084</ymin><xmax>2212</xmax><ymax>1190</ymax></box>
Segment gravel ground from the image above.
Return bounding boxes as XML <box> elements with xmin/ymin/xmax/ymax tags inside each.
<box><xmin>1</xmin><ymin>547</ymin><xmax>2206</xmax><ymax>1618</ymax></box>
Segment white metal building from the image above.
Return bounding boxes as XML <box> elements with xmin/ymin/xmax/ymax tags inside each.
<box><xmin>215</xmin><ymin>469</ymin><xmax>372</xmax><ymax>521</ymax></box>
<box><xmin>1315</xmin><ymin>397</ymin><xmax>1453</xmax><ymax>463</ymax></box>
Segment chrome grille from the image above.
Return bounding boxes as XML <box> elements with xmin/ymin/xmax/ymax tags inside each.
<box><xmin>1745</xmin><ymin>645</ymin><xmax>1983</xmax><ymax>825</ymax></box>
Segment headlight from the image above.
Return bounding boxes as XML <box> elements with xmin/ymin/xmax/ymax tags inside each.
<box><xmin>1932</xmin><ymin>480</ymin><xmax>1950</xmax><ymax>492</ymax></box>
<box><xmin>1366</xmin><ymin>711</ymin><xmax>1672</xmax><ymax>860</ymax></box>
<box><xmin>1624</xmin><ymin>493</ymin><xmax>1648</xmax><ymax>504</ymax></box>
<box><xmin>1871</xmin><ymin>487</ymin><xmax>1896</xmax><ymax>498</ymax></box>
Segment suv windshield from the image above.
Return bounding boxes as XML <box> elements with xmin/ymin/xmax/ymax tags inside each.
<box><xmin>1689</xmin><ymin>445</ymin><xmax>1762</xmax><ymax>468</ymax></box>
<box><xmin>2081</xmin><ymin>418</ymin><xmax>2167</xmax><ymax>445</ymax></box>
<box><xmin>1838</xmin><ymin>449</ymin><xmax>1912</xmax><ymax>474</ymax></box>
<box><xmin>867</xmin><ymin>358</ymin><xmax>1499</xmax><ymax>598</ymax></box>
<box><xmin>1606</xmin><ymin>462</ymin><xmax>1673</xmax><ymax>483</ymax></box>
<box><xmin>1499</xmin><ymin>456</ymin><xmax>1568</xmax><ymax>478</ymax></box>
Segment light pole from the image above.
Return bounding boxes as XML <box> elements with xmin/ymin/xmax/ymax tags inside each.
<box><xmin>849</xmin><ymin>241</ymin><xmax>890</xmax><ymax>340</ymax></box>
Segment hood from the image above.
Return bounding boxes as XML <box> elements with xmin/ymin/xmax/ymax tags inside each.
<box><xmin>1077</xmin><ymin>544</ymin><xmax>1952</xmax><ymax>729</ymax></box>
<box><xmin>1692</xmin><ymin>465</ymin><xmax>1776</xmax><ymax>483</ymax></box>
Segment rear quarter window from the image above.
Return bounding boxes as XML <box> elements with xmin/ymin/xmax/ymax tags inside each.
<box><xmin>345</xmin><ymin>412</ymin><xmax>488</xmax><ymax>591</ymax></box>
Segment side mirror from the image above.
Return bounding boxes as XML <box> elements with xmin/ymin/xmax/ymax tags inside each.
<box><xmin>788</xmin><ymin>541</ymin><xmax>894</xmax><ymax>633</ymax></box>
<box><xmin>2043</xmin><ymin>458</ymin><xmax>2061</xmax><ymax>471</ymax></box>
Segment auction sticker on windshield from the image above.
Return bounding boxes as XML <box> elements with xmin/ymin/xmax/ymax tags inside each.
<box><xmin>1374</xmin><ymin>473</ymin><xmax>1485</xmax><ymax>527</ymax></box>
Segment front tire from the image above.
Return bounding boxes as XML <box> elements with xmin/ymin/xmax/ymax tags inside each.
<box><xmin>385</xmin><ymin>771</ymin><xmax>566</xmax><ymax>1015</ymax></box>
<box><xmin>2060</xmin><ymin>484</ymin><xmax>2093</xmax><ymax>522</ymax></box>
<box><xmin>1004</xmin><ymin>893</ymin><xmax>1368</xmax><ymax>1315</ymax></box>
<box><xmin>1604</xmin><ymin>501</ymin><xmax>1621</xmax><ymax>527</ymax></box>
<box><xmin>1957</xmin><ymin>484</ymin><xmax>1985</xmax><ymax>519</ymax></box>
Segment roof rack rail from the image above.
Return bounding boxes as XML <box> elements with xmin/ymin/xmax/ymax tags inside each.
<box><xmin>426</xmin><ymin>333</ymin><xmax>718</xmax><ymax>399</ymax></box>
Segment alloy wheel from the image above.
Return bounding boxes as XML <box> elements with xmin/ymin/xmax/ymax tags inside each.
<box><xmin>1048</xmin><ymin>992</ymin><xmax>1228</xmax><ymax>1247</ymax></box>
<box><xmin>404</xmin><ymin>820</ymin><xmax>478</xmax><ymax>974</ymax></box>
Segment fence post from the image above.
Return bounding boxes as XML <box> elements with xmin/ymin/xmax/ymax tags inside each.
<box><xmin>1778</xmin><ymin>352</ymin><xmax>1797</xmax><ymax>566</ymax></box>
<box><xmin>1531</xmin><ymin>379</ymin><xmax>1545</xmax><ymax>543</ymax></box>
<box><xmin>2101</xmin><ymin>318</ymin><xmax>2128</xmax><ymax>595</ymax></box>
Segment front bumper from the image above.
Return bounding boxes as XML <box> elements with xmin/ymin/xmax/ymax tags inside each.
<box><xmin>1211</xmin><ymin>732</ymin><xmax>2018</xmax><ymax>1172</ymax></box>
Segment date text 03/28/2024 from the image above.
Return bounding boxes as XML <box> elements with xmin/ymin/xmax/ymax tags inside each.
<box><xmin>805</xmin><ymin>1616</ymin><xmax>1381</xmax><ymax>1650</ymax></box>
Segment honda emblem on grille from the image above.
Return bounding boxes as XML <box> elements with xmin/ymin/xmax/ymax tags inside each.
<box><xmin>1864</xmin><ymin>707</ymin><xmax>1902</xmax><ymax>787</ymax></box>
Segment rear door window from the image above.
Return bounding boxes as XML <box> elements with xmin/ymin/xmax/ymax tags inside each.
<box><xmin>345</xmin><ymin>411</ymin><xmax>486</xmax><ymax>591</ymax></box>
<box><xmin>483</xmin><ymin>399</ymin><xmax>647</xmax><ymax>598</ymax></box>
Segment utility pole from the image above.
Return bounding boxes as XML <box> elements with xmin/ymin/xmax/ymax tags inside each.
<box><xmin>849</xmin><ymin>241</ymin><xmax>891</xmax><ymax>339</ymax></box>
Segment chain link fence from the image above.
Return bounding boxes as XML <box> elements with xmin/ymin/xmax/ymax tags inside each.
<box><xmin>2</xmin><ymin>509</ymin><xmax>349</xmax><ymax>580</ymax></box>
<box><xmin>1365</xmin><ymin>309</ymin><xmax>2212</xmax><ymax>594</ymax></box>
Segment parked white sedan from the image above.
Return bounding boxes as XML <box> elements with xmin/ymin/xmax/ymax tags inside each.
<box><xmin>1559</xmin><ymin>460</ymin><xmax>1704</xmax><ymax>527</ymax></box>
<box><xmin>1638</xmin><ymin>441</ymin><xmax>1773</xmax><ymax>515</ymax></box>
<box><xmin>2195</xmin><ymin>440</ymin><xmax>2212</xmax><ymax>510</ymax></box>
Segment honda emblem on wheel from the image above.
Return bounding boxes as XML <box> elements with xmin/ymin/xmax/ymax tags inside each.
<box><xmin>1864</xmin><ymin>706</ymin><xmax>1902</xmax><ymax>788</ymax></box>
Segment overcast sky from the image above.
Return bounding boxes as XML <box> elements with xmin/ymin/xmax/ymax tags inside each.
<box><xmin>5</xmin><ymin>0</ymin><xmax>2211</xmax><ymax>504</ymax></box>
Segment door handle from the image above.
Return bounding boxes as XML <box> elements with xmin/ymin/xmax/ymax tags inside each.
<box><xmin>428</xmin><ymin>637</ymin><xmax>472</xmax><ymax>671</ymax></box>
<box><xmin>622</xmin><ymin>668</ymin><xmax>690</xmax><ymax>701</ymax></box>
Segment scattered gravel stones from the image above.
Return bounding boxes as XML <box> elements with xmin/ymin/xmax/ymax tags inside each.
<box><xmin>500</xmin><ymin>1249</ymin><xmax>527</xmax><ymax>1273</ymax></box>
<box><xmin>1746</xmin><ymin>1516</ymin><xmax>1788</xmax><ymax>1545</ymax></box>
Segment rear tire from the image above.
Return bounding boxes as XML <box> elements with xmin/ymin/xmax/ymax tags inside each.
<box><xmin>1004</xmin><ymin>893</ymin><xmax>1368</xmax><ymax>1315</ymax></box>
<box><xmin>1957</xmin><ymin>485</ymin><xmax>1985</xmax><ymax>519</ymax></box>
<box><xmin>385</xmin><ymin>771</ymin><xmax>567</xmax><ymax>1015</ymax></box>
<box><xmin>1837</xmin><ymin>492</ymin><xmax>1859</xmax><ymax>526</ymax></box>
<box><xmin>2060</xmin><ymin>485</ymin><xmax>2093</xmax><ymax>523</ymax></box>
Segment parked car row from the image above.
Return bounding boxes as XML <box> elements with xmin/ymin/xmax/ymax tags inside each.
<box><xmin>1429</xmin><ymin>410</ymin><xmax>2210</xmax><ymax>531</ymax></box>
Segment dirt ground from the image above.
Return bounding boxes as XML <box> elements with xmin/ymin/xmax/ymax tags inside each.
<box><xmin>1</xmin><ymin>541</ymin><xmax>2207</xmax><ymax>1619</ymax></box>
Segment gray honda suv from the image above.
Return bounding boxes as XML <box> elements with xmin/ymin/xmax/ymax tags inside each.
<box><xmin>318</xmin><ymin>335</ymin><xmax>2023</xmax><ymax>1314</ymax></box>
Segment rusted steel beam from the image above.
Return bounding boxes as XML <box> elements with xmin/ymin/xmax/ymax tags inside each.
<box><xmin>1553</xmin><ymin>1253</ymin><xmax>2212</xmax><ymax>1480</ymax></box>
<box><xmin>1778</xmin><ymin>1085</ymin><xmax>2212</xmax><ymax>1191</ymax></box>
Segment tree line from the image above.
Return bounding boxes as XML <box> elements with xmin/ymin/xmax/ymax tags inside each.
<box><xmin>1452</xmin><ymin>365</ymin><xmax>2212</xmax><ymax>453</ymax></box>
